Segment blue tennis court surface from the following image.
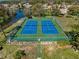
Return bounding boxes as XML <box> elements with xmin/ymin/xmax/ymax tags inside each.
<box><xmin>21</xmin><ymin>19</ymin><xmax>58</xmax><ymax>34</ymax></box>
<box><xmin>42</xmin><ymin>20</ymin><xmax>59</xmax><ymax>34</ymax></box>
<box><xmin>13</xmin><ymin>17</ymin><xmax>67</xmax><ymax>41</ymax></box>
<box><xmin>21</xmin><ymin>19</ymin><xmax>38</xmax><ymax>34</ymax></box>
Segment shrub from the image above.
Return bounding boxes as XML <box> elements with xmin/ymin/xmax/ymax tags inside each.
<box><xmin>15</xmin><ymin>50</ymin><xmax>26</xmax><ymax>59</ymax></box>
<box><xmin>68</xmin><ymin>5</ymin><xmax>79</xmax><ymax>16</ymax></box>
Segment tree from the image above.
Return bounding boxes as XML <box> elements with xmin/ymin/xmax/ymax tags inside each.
<box><xmin>15</xmin><ymin>50</ymin><xmax>26</xmax><ymax>59</ymax></box>
<box><xmin>29</xmin><ymin>0</ymin><xmax>47</xmax><ymax>5</ymax></box>
<box><xmin>54</xmin><ymin>0</ymin><xmax>62</xmax><ymax>4</ymax></box>
<box><xmin>52</xmin><ymin>8</ymin><xmax>61</xmax><ymax>16</ymax></box>
<box><xmin>0</xmin><ymin>17</ymin><xmax>7</xmax><ymax>39</ymax></box>
<box><xmin>0</xmin><ymin>7</ymin><xmax>5</xmax><ymax>16</ymax></box>
<box><xmin>32</xmin><ymin>3</ymin><xmax>43</xmax><ymax>16</ymax></box>
<box><xmin>0</xmin><ymin>6</ymin><xmax>11</xmax><ymax>25</ymax></box>
<box><xmin>70</xmin><ymin>32</ymin><xmax>79</xmax><ymax>50</ymax></box>
<box><xmin>0</xmin><ymin>46</ymin><xmax>3</xmax><ymax>51</ymax></box>
<box><xmin>68</xmin><ymin>5</ymin><xmax>79</xmax><ymax>16</ymax></box>
<box><xmin>70</xmin><ymin>23</ymin><xmax>79</xmax><ymax>50</ymax></box>
<box><xmin>44</xmin><ymin>9</ymin><xmax>52</xmax><ymax>16</ymax></box>
<box><xmin>54</xmin><ymin>0</ymin><xmax>75</xmax><ymax>4</ymax></box>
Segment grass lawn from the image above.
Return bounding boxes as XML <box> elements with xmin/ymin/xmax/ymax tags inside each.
<box><xmin>1</xmin><ymin>44</ymin><xmax>79</xmax><ymax>59</ymax></box>
<box><xmin>0</xmin><ymin>18</ymin><xmax>25</xmax><ymax>59</ymax></box>
<box><xmin>57</xmin><ymin>40</ymin><xmax>70</xmax><ymax>46</ymax></box>
<box><xmin>0</xmin><ymin>16</ymin><xmax>78</xmax><ymax>59</ymax></box>
<box><xmin>55</xmin><ymin>16</ymin><xmax>79</xmax><ymax>32</ymax></box>
<box><xmin>42</xmin><ymin>47</ymin><xmax>79</xmax><ymax>59</ymax></box>
<box><xmin>0</xmin><ymin>45</ymin><xmax>20</xmax><ymax>59</ymax></box>
<box><xmin>52</xmin><ymin>48</ymin><xmax>79</xmax><ymax>59</ymax></box>
<box><xmin>0</xmin><ymin>18</ymin><xmax>25</xmax><ymax>41</ymax></box>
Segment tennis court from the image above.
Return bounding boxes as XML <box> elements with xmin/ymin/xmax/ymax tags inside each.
<box><xmin>21</xmin><ymin>20</ymin><xmax>38</xmax><ymax>34</ymax></box>
<box><xmin>13</xmin><ymin>17</ymin><xmax>67</xmax><ymax>41</ymax></box>
<box><xmin>42</xmin><ymin>20</ymin><xmax>59</xmax><ymax>34</ymax></box>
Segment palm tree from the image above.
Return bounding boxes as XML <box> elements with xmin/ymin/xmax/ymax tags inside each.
<box><xmin>0</xmin><ymin>17</ymin><xmax>7</xmax><ymax>40</ymax></box>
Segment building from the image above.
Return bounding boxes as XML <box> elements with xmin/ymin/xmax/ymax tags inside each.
<box><xmin>59</xmin><ymin>3</ymin><xmax>71</xmax><ymax>15</ymax></box>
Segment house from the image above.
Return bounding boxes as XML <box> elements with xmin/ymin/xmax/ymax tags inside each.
<box><xmin>23</xmin><ymin>3</ymin><xmax>32</xmax><ymax>16</ymax></box>
<box><xmin>42</xmin><ymin>4</ymin><xmax>52</xmax><ymax>10</ymax></box>
<box><xmin>59</xmin><ymin>3</ymin><xmax>72</xmax><ymax>15</ymax></box>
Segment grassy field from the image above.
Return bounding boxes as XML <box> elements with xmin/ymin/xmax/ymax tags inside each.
<box><xmin>0</xmin><ymin>18</ymin><xmax>25</xmax><ymax>59</ymax></box>
<box><xmin>0</xmin><ymin>43</ymin><xmax>79</xmax><ymax>59</ymax></box>
<box><xmin>42</xmin><ymin>48</ymin><xmax>79</xmax><ymax>59</ymax></box>
<box><xmin>0</xmin><ymin>18</ymin><xmax>25</xmax><ymax>41</ymax></box>
<box><xmin>0</xmin><ymin>45</ymin><xmax>20</xmax><ymax>59</ymax></box>
<box><xmin>0</xmin><ymin>16</ymin><xmax>79</xmax><ymax>59</ymax></box>
<box><xmin>55</xmin><ymin>16</ymin><xmax>79</xmax><ymax>32</ymax></box>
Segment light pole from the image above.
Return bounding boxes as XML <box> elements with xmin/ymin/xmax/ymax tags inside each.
<box><xmin>37</xmin><ymin>38</ymin><xmax>42</xmax><ymax>59</ymax></box>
